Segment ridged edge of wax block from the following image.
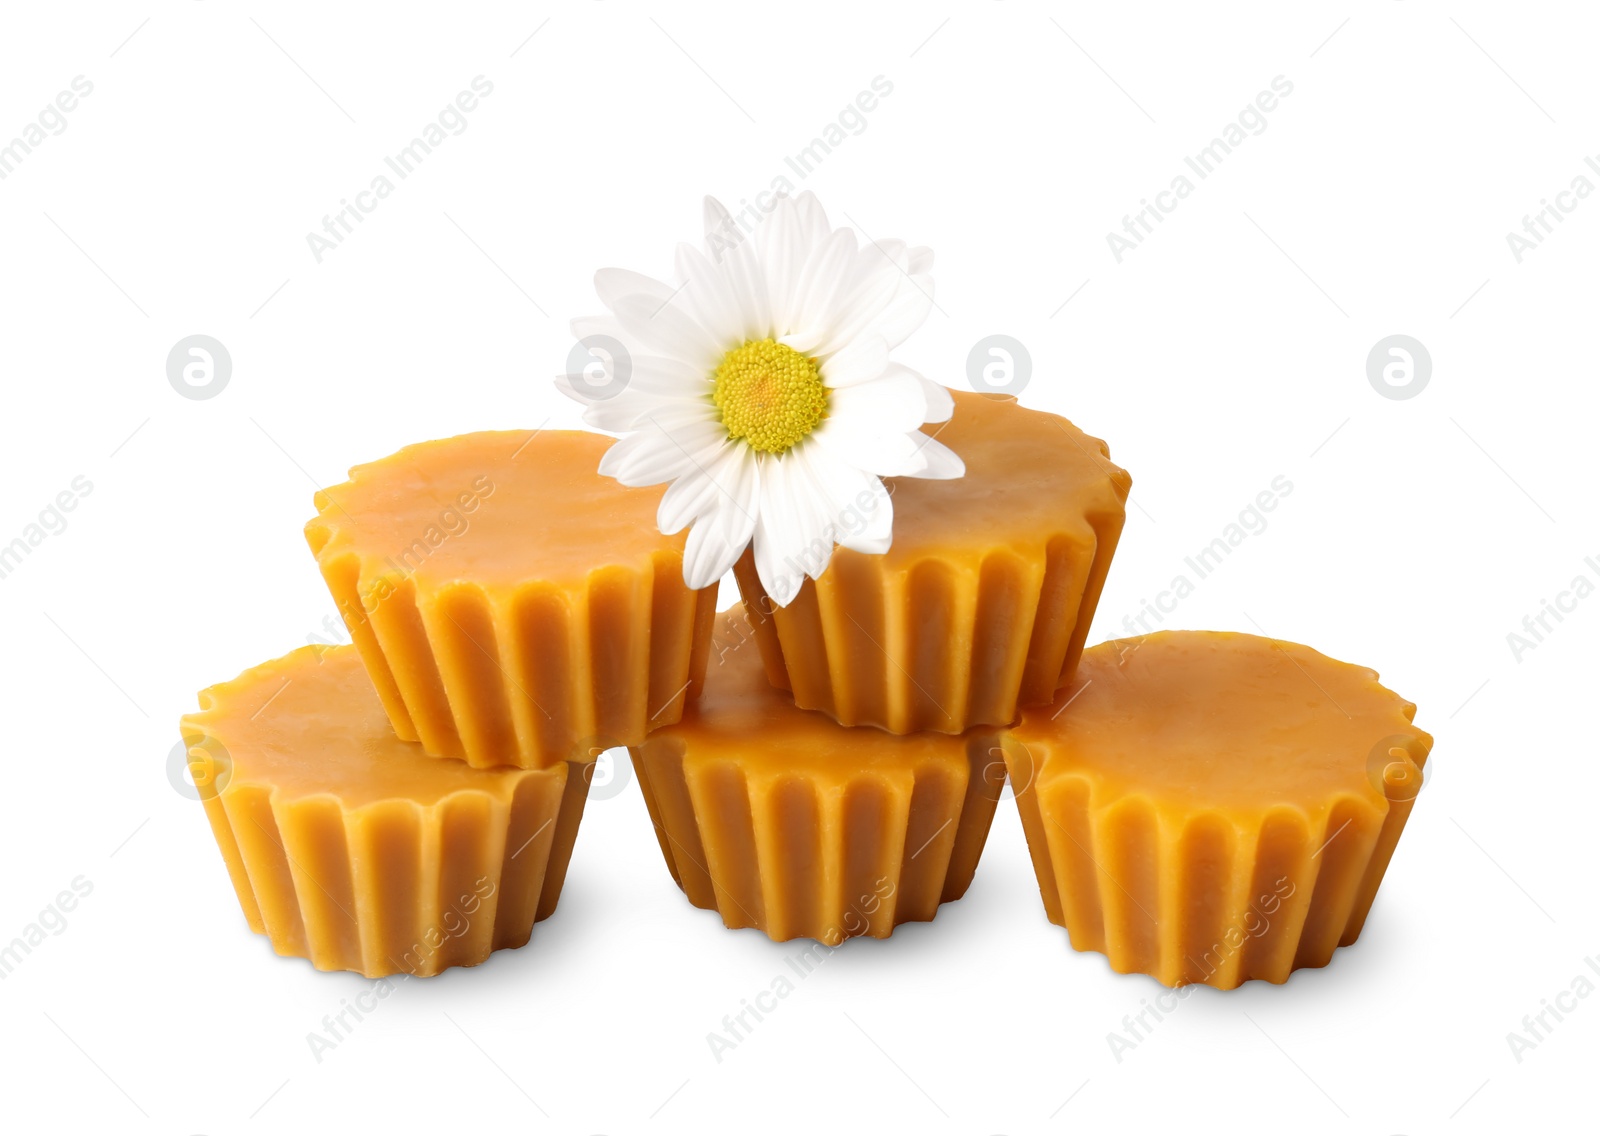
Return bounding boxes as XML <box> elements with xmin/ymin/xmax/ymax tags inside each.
<box><xmin>306</xmin><ymin>520</ymin><xmax>717</xmax><ymax>768</ymax></box>
<box><xmin>184</xmin><ymin>732</ymin><xmax>594</xmax><ymax>978</ymax></box>
<box><xmin>627</xmin><ymin>733</ymin><xmax>1004</xmax><ymax>943</ymax></box>
<box><xmin>1003</xmin><ymin>730</ymin><xmax>1432</xmax><ymax>990</ymax></box>
<box><xmin>731</xmin><ymin>498</ymin><xmax>1126</xmax><ymax>734</ymax></box>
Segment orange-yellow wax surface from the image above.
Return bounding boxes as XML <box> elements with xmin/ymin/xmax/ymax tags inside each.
<box><xmin>307</xmin><ymin>430</ymin><xmax>674</xmax><ymax>591</ymax></box>
<box><xmin>1027</xmin><ymin>632</ymin><xmax>1426</xmax><ymax>813</ymax></box>
<box><xmin>631</xmin><ymin>610</ymin><xmax>1002</xmax><ymax>943</ymax></box>
<box><xmin>1005</xmin><ymin>630</ymin><xmax>1432</xmax><ymax>989</ymax></box>
<box><xmin>305</xmin><ymin>430</ymin><xmax>717</xmax><ymax>769</ymax></box>
<box><xmin>874</xmin><ymin>390</ymin><xmax>1129</xmax><ymax>564</ymax></box>
<box><xmin>192</xmin><ymin>646</ymin><xmax>550</xmax><ymax>804</ymax></box>
<box><xmin>735</xmin><ymin>390</ymin><xmax>1130</xmax><ymax>734</ymax></box>
<box><xmin>182</xmin><ymin>645</ymin><xmax>589</xmax><ymax>977</ymax></box>
<box><xmin>673</xmin><ymin>615</ymin><xmax>984</xmax><ymax>766</ymax></box>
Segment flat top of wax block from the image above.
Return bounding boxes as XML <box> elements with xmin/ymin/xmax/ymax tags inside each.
<box><xmin>882</xmin><ymin>391</ymin><xmax>1130</xmax><ymax>561</ymax></box>
<box><xmin>305</xmin><ymin>430</ymin><xmax>684</xmax><ymax>590</ymax></box>
<box><xmin>1014</xmin><ymin>631</ymin><xmax>1430</xmax><ymax>814</ymax></box>
<box><xmin>657</xmin><ymin>610</ymin><xmax>980</xmax><ymax>765</ymax></box>
<box><xmin>181</xmin><ymin>645</ymin><xmax>544</xmax><ymax>807</ymax></box>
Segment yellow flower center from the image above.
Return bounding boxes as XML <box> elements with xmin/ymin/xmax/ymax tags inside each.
<box><xmin>712</xmin><ymin>338</ymin><xmax>828</xmax><ymax>454</ymax></box>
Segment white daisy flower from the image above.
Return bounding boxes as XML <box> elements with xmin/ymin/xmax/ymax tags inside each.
<box><xmin>556</xmin><ymin>192</ymin><xmax>964</xmax><ymax>607</ymax></box>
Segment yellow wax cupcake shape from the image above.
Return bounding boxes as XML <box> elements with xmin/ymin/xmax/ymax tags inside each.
<box><xmin>1004</xmin><ymin>630</ymin><xmax>1431</xmax><ymax>989</ymax></box>
<box><xmin>734</xmin><ymin>390</ymin><xmax>1130</xmax><ymax>735</ymax></box>
<box><xmin>304</xmin><ymin>430</ymin><xmax>718</xmax><ymax>770</ymax></box>
<box><xmin>181</xmin><ymin>644</ymin><xmax>592</xmax><ymax>977</ymax></box>
<box><xmin>630</xmin><ymin>609</ymin><xmax>1005</xmax><ymax>944</ymax></box>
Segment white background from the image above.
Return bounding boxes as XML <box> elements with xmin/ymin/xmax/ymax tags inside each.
<box><xmin>0</xmin><ymin>1</ymin><xmax>1593</xmax><ymax>1132</ymax></box>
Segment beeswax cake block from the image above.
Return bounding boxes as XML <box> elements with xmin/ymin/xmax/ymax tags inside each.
<box><xmin>734</xmin><ymin>390</ymin><xmax>1129</xmax><ymax>736</ymax></box>
<box><xmin>305</xmin><ymin>430</ymin><xmax>718</xmax><ymax>770</ymax></box>
<box><xmin>629</xmin><ymin>608</ymin><xmax>1004</xmax><ymax>944</ymax></box>
<box><xmin>1004</xmin><ymin>630</ymin><xmax>1432</xmax><ymax>990</ymax></box>
<box><xmin>181</xmin><ymin>644</ymin><xmax>593</xmax><ymax>977</ymax></box>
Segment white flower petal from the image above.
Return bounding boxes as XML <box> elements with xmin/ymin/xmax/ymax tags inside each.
<box><xmin>902</xmin><ymin>434</ymin><xmax>965</xmax><ymax>479</ymax></box>
<box><xmin>674</xmin><ymin>241</ymin><xmax>745</xmax><ymax>347</ymax></box>
<box><xmin>598</xmin><ymin>412</ymin><xmax>725</xmax><ymax>486</ymax></box>
<box><xmin>759</xmin><ymin>194</ymin><xmax>806</xmax><ymax>334</ymax></box>
<box><xmin>795</xmin><ymin>441</ymin><xmax>893</xmax><ymax>555</ymax></box>
<box><xmin>855</xmin><ymin>273</ymin><xmax>934</xmax><ymax>350</ymax></box>
<box><xmin>597</xmin><ymin>430</ymin><xmax>685</xmax><ymax>484</ymax></box>
<box><xmin>558</xmin><ymin>192</ymin><xmax>958</xmax><ymax>604</ymax></box>
<box><xmin>917</xmin><ymin>376</ymin><xmax>955</xmax><ymax>422</ymax></box>
<box><xmin>835</xmin><ymin>363</ymin><xmax>953</xmax><ymax>425</ymax></box>
<box><xmin>793</xmin><ymin>191</ymin><xmax>831</xmax><ymax>249</ymax></box>
<box><xmin>811</xmin><ymin>415</ymin><xmax>966</xmax><ymax>479</ymax></box>
<box><xmin>811</xmin><ymin>420</ymin><xmax>926</xmax><ymax>476</ymax></box>
<box><xmin>575</xmin><ymin>395</ymin><xmax>667</xmax><ymax>432</ymax></box>
<box><xmin>807</xmin><ymin>277</ymin><xmax>898</xmax><ymax>358</ymax></box>
<box><xmin>804</xmin><ymin>241</ymin><xmax>917</xmax><ymax>357</ymax></box>
<box><xmin>781</xmin><ymin>227</ymin><xmax>859</xmax><ymax>353</ymax></box>
<box><xmin>556</xmin><ymin>349</ymin><xmax>711</xmax><ymax>428</ymax></box>
<box><xmin>623</xmin><ymin>354</ymin><xmax>713</xmax><ymax>396</ymax></box>
<box><xmin>610</xmin><ymin>293</ymin><xmax>722</xmax><ymax>371</ymax></box>
<box><xmin>553</xmin><ymin>369</ymin><xmax>636</xmax><ymax>423</ymax></box>
<box><xmin>561</xmin><ymin>352</ymin><xmax>705</xmax><ymax>401</ymax></box>
<box><xmin>576</xmin><ymin>382</ymin><xmax>715</xmax><ymax>432</ymax></box>
<box><xmin>570</xmin><ymin>314</ymin><xmax>624</xmax><ymax>342</ymax></box>
<box><xmin>820</xmin><ymin>336</ymin><xmax>888</xmax><ymax>388</ymax></box>
<box><xmin>683</xmin><ymin>508</ymin><xmax>754</xmax><ymax>588</ymax></box>
<box><xmin>656</xmin><ymin>438</ymin><xmax>738</xmax><ymax>533</ymax></box>
<box><xmin>721</xmin><ymin>226</ymin><xmax>771</xmax><ymax>341</ymax></box>
<box><xmin>701</xmin><ymin>197</ymin><xmax>772</xmax><ymax>338</ymax></box>
<box><xmin>657</xmin><ymin>467</ymin><xmax>722</xmax><ymax>537</ymax></box>
<box><xmin>862</xmin><ymin>238</ymin><xmax>908</xmax><ymax>273</ymax></box>
<box><xmin>642</xmin><ymin>399</ymin><xmax>725</xmax><ymax>438</ymax></box>
<box><xmin>826</xmin><ymin>366</ymin><xmax>931</xmax><ymax>434</ymax></box>
<box><xmin>703</xmin><ymin>196</ymin><xmax>738</xmax><ymax>259</ymax></box>
<box><xmin>594</xmin><ymin>268</ymin><xmax>677</xmax><ymax>313</ymax></box>
<box><xmin>751</xmin><ymin>456</ymin><xmax>833</xmax><ymax>606</ymax></box>
<box><xmin>680</xmin><ymin>450</ymin><xmax>760</xmax><ymax>588</ymax></box>
<box><xmin>553</xmin><ymin>369</ymin><xmax>592</xmax><ymax>409</ymax></box>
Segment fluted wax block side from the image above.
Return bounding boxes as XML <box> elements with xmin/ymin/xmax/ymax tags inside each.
<box><xmin>630</xmin><ymin>731</ymin><xmax>1004</xmax><ymax>944</ymax></box>
<box><xmin>1004</xmin><ymin>632</ymin><xmax>1433</xmax><ymax>990</ymax></box>
<box><xmin>1007</xmin><ymin>766</ymin><xmax>1421</xmax><ymax>989</ymax></box>
<box><xmin>305</xmin><ymin>430</ymin><xmax>719</xmax><ymax>770</ymax></box>
<box><xmin>733</xmin><ymin>391</ymin><xmax>1130</xmax><ymax>735</ymax></box>
<box><xmin>182</xmin><ymin>645</ymin><xmax>595</xmax><ymax>977</ymax></box>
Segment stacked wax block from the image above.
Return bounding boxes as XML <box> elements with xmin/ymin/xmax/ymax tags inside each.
<box><xmin>182</xmin><ymin>431</ymin><xmax>717</xmax><ymax>977</ymax></box>
<box><xmin>185</xmin><ymin>392</ymin><xmax>1433</xmax><ymax>989</ymax></box>
<box><xmin>1002</xmin><ymin>632</ymin><xmax>1431</xmax><ymax>989</ymax></box>
<box><xmin>629</xmin><ymin>391</ymin><xmax>1132</xmax><ymax>942</ymax></box>
<box><xmin>626</xmin><ymin>390</ymin><xmax>1433</xmax><ymax>987</ymax></box>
